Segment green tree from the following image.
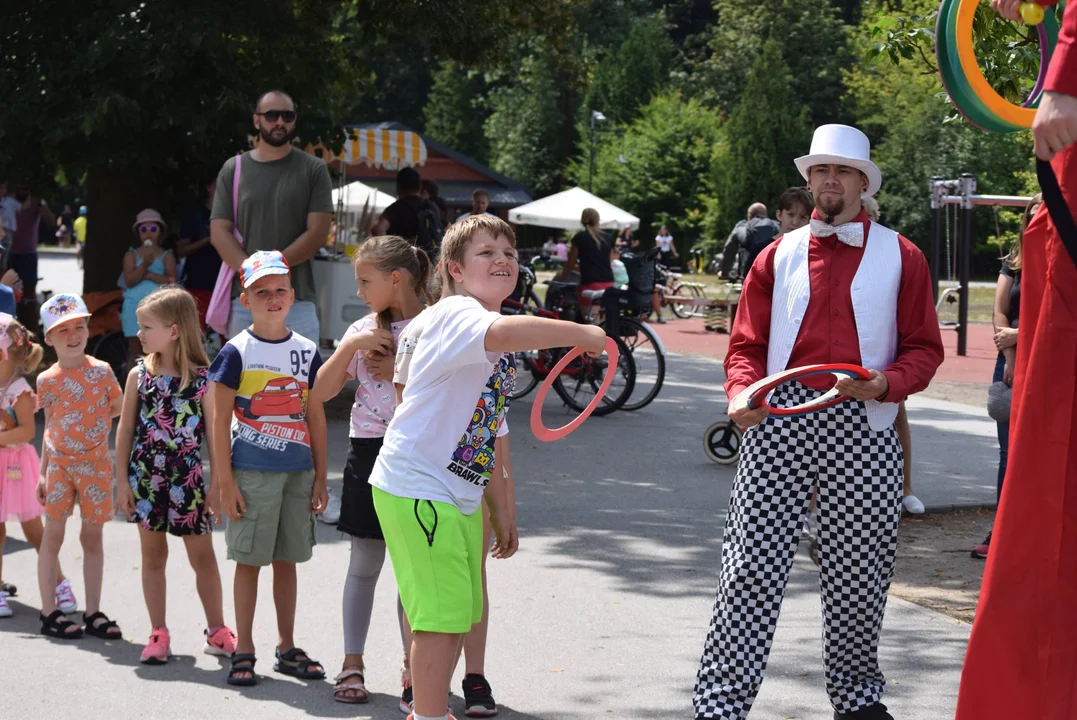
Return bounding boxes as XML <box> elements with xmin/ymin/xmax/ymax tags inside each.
<box><xmin>484</xmin><ymin>52</ymin><xmax>564</xmax><ymax>193</ymax></box>
<box><xmin>709</xmin><ymin>40</ymin><xmax>811</xmax><ymax>240</ymax></box>
<box><xmin>423</xmin><ymin>61</ymin><xmax>491</xmax><ymax>164</ymax></box>
<box><xmin>849</xmin><ymin>0</ymin><xmax>1038</xmax><ymax>275</ymax></box>
<box><xmin>687</xmin><ymin>0</ymin><xmax>853</xmax><ymax>126</ymax></box>
<box><xmin>571</xmin><ymin>91</ymin><xmax>724</xmax><ymax>250</ymax></box>
<box><xmin>0</xmin><ymin>0</ymin><xmax>572</xmax><ymax>292</ymax></box>
<box><xmin>585</xmin><ymin>13</ymin><xmax>676</xmax><ymax>124</ymax></box>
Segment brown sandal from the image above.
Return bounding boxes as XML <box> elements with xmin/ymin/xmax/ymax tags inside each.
<box><xmin>333</xmin><ymin>667</ymin><xmax>369</xmax><ymax>704</ymax></box>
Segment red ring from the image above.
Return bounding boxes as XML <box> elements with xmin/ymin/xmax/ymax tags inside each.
<box><xmin>530</xmin><ymin>337</ymin><xmax>620</xmax><ymax>441</ymax></box>
<box><xmin>746</xmin><ymin>363</ymin><xmax>872</xmax><ymax>416</ymax></box>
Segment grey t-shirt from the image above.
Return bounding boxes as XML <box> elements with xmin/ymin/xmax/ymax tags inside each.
<box><xmin>210</xmin><ymin>149</ymin><xmax>333</xmax><ymax>302</ymax></box>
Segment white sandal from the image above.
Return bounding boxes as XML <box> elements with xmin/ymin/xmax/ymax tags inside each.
<box><xmin>333</xmin><ymin>668</ymin><xmax>369</xmax><ymax>704</ymax></box>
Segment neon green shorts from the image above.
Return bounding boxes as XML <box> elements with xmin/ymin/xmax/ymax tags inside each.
<box><xmin>372</xmin><ymin>486</ymin><xmax>483</xmax><ymax>634</ymax></box>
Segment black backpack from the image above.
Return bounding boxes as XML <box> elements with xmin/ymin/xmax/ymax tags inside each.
<box><xmin>735</xmin><ymin>218</ymin><xmax>780</xmax><ymax>280</ymax></box>
<box><xmin>415</xmin><ymin>201</ymin><xmax>444</xmax><ymax>260</ymax></box>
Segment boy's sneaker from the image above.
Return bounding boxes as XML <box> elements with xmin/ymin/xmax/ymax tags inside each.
<box><xmin>462</xmin><ymin>673</ymin><xmax>498</xmax><ymax>717</ymax></box>
<box><xmin>0</xmin><ymin>591</ymin><xmax>12</xmax><ymax>618</ymax></box>
<box><xmin>204</xmin><ymin>626</ymin><xmax>238</xmax><ymax>656</ymax></box>
<box><xmin>971</xmin><ymin>531</ymin><xmax>992</xmax><ymax>559</ymax></box>
<box><xmin>55</xmin><ymin>579</ymin><xmax>78</xmax><ymax>614</ymax></box>
<box><xmin>319</xmin><ymin>489</ymin><xmax>341</xmax><ymax>525</ymax></box>
<box><xmin>140</xmin><ymin>628</ymin><xmax>171</xmax><ymax>665</ymax></box>
<box><xmin>400</xmin><ymin>675</ymin><xmax>414</xmax><ymax>714</ymax></box>
<box><xmin>407</xmin><ymin>716</ymin><xmax>457</xmax><ymax>720</ymax></box>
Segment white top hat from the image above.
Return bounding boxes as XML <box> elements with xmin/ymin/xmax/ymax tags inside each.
<box><xmin>794</xmin><ymin>124</ymin><xmax>882</xmax><ymax>197</ymax></box>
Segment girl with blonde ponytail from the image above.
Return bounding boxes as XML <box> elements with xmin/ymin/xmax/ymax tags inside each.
<box><xmin>309</xmin><ymin>234</ymin><xmax>431</xmax><ymax>704</ymax></box>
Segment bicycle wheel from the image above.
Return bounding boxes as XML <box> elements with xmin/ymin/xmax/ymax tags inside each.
<box><xmin>551</xmin><ymin>334</ymin><xmax>635</xmax><ymax>416</ymax></box>
<box><xmin>511</xmin><ymin>351</ymin><xmax>542</xmax><ymax>400</ymax></box>
<box><xmin>599</xmin><ymin>317</ymin><xmax>665</xmax><ymax>411</ymax></box>
<box><xmin>704</xmin><ymin>420</ymin><xmax>742</xmax><ymax>466</ymax></box>
<box><xmin>91</xmin><ymin>331</ymin><xmax>128</xmax><ymax>381</ymax></box>
<box><xmin>671</xmin><ymin>283</ymin><xmax>705</xmax><ymax>319</ymax></box>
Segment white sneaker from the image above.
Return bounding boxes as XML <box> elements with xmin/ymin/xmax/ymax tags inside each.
<box><xmin>0</xmin><ymin>591</ymin><xmax>12</xmax><ymax>618</ymax></box>
<box><xmin>56</xmin><ymin>579</ymin><xmax>79</xmax><ymax>614</ymax></box>
<box><xmin>902</xmin><ymin>495</ymin><xmax>925</xmax><ymax>515</ymax></box>
<box><xmin>319</xmin><ymin>489</ymin><xmax>341</xmax><ymax>525</ymax></box>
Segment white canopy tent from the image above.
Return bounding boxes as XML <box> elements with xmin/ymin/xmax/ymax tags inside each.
<box><xmin>508</xmin><ymin>187</ymin><xmax>640</xmax><ymax>230</ymax></box>
<box><xmin>331</xmin><ymin>180</ymin><xmax>396</xmax><ymax>213</ymax></box>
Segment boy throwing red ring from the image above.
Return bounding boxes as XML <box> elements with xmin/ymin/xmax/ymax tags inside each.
<box><xmin>694</xmin><ymin>125</ymin><xmax>944</xmax><ymax>720</ymax></box>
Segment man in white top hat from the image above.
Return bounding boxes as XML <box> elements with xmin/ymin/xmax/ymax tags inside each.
<box><xmin>694</xmin><ymin>125</ymin><xmax>944</xmax><ymax>720</ymax></box>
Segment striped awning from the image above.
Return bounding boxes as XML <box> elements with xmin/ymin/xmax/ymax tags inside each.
<box><xmin>303</xmin><ymin>128</ymin><xmax>427</xmax><ymax>170</ymax></box>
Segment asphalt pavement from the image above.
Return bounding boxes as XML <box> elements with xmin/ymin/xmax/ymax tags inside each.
<box><xmin>0</xmin><ymin>256</ymin><xmax>987</xmax><ymax>718</ymax></box>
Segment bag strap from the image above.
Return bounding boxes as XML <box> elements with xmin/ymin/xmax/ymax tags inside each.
<box><xmin>1035</xmin><ymin>158</ymin><xmax>1077</xmax><ymax>269</ymax></box>
<box><xmin>232</xmin><ymin>152</ymin><xmax>242</xmax><ymax>230</ymax></box>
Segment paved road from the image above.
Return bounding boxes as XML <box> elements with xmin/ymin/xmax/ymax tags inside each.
<box><xmin>2</xmin><ymin>351</ymin><xmax>989</xmax><ymax>719</ymax></box>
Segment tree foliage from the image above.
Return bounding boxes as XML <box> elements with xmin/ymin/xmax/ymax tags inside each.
<box><xmin>574</xmin><ymin>92</ymin><xmax>723</xmax><ymax>249</ymax></box>
<box><xmin>585</xmin><ymin>13</ymin><xmax>675</xmax><ymax>124</ymax></box>
<box><xmin>484</xmin><ymin>52</ymin><xmax>564</xmax><ymax>194</ymax></box>
<box><xmin>709</xmin><ymin>40</ymin><xmax>810</xmax><ymax>242</ymax></box>
<box><xmin>687</xmin><ymin>0</ymin><xmax>853</xmax><ymax>126</ymax></box>
<box><xmin>423</xmin><ymin>61</ymin><xmax>491</xmax><ymax>164</ymax></box>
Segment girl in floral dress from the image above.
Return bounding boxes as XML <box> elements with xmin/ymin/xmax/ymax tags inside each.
<box><xmin>115</xmin><ymin>287</ymin><xmax>236</xmax><ymax>664</ymax></box>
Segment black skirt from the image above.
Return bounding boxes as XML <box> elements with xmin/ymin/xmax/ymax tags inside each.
<box><xmin>338</xmin><ymin>437</ymin><xmax>385</xmax><ymax>539</ymax></box>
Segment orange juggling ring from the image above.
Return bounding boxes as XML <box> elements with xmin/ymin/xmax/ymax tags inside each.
<box><xmin>530</xmin><ymin>337</ymin><xmax>619</xmax><ymax>442</ymax></box>
<box><xmin>746</xmin><ymin>363</ymin><xmax>872</xmax><ymax>416</ymax></box>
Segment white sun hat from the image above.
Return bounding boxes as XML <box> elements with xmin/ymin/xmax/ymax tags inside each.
<box><xmin>794</xmin><ymin>124</ymin><xmax>882</xmax><ymax>197</ymax></box>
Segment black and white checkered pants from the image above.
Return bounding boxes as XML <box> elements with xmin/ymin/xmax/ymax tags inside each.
<box><xmin>694</xmin><ymin>383</ymin><xmax>904</xmax><ymax>719</ymax></box>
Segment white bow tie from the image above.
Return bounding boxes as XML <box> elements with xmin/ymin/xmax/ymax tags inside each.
<box><xmin>809</xmin><ymin>218</ymin><xmax>864</xmax><ymax>248</ymax></box>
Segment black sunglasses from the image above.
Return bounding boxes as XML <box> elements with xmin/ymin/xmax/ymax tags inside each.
<box><xmin>257</xmin><ymin>110</ymin><xmax>296</xmax><ymax>123</ymax></box>
<box><xmin>138</xmin><ymin>224</ymin><xmax>159</xmax><ymax>233</ymax></box>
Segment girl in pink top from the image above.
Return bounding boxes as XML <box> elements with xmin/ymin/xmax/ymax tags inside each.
<box><xmin>310</xmin><ymin>235</ymin><xmax>432</xmax><ymax>706</ymax></box>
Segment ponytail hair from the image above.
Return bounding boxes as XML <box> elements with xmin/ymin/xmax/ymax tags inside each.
<box><xmin>1</xmin><ymin>316</ymin><xmax>43</xmax><ymax>377</ymax></box>
<box><xmin>581</xmin><ymin>207</ymin><xmax>603</xmax><ymax>248</ymax></box>
<box><xmin>354</xmin><ymin>235</ymin><xmax>434</xmax><ymax>329</ymax></box>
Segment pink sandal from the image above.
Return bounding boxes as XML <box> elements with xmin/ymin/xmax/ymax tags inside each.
<box><xmin>333</xmin><ymin>668</ymin><xmax>369</xmax><ymax>704</ymax></box>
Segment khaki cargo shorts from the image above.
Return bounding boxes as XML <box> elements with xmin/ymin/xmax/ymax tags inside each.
<box><xmin>225</xmin><ymin>469</ymin><xmax>316</xmax><ymax>566</ymax></box>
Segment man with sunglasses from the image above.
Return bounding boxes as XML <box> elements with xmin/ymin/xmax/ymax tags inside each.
<box><xmin>210</xmin><ymin>90</ymin><xmax>333</xmax><ymax>343</ymax></box>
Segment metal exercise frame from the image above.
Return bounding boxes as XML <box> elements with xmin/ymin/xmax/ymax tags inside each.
<box><xmin>929</xmin><ymin>174</ymin><xmax>1034</xmax><ymax>356</ymax></box>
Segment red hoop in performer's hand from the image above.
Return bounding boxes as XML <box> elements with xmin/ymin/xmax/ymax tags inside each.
<box><xmin>746</xmin><ymin>363</ymin><xmax>872</xmax><ymax>416</ymax></box>
<box><xmin>530</xmin><ymin>337</ymin><xmax>619</xmax><ymax>442</ymax></box>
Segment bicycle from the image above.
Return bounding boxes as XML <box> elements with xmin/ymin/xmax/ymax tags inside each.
<box><xmin>501</xmin><ymin>264</ymin><xmax>637</xmax><ymax>415</ymax></box>
<box><xmin>655</xmin><ymin>262</ymin><xmax>707</xmax><ymax>319</ymax></box>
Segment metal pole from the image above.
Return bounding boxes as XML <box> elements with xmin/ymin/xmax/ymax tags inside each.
<box><xmin>957</xmin><ymin>173</ymin><xmax>975</xmax><ymax>356</ymax></box>
<box><xmin>930</xmin><ymin>176</ymin><xmax>942</xmax><ymax>304</ymax></box>
<box><xmin>589</xmin><ymin>112</ymin><xmax>595</xmax><ymax>193</ymax></box>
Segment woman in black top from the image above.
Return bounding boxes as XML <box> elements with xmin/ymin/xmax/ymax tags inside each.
<box><xmin>558</xmin><ymin>208</ymin><xmax>614</xmax><ymax>306</ymax></box>
<box><xmin>972</xmin><ymin>193</ymin><xmax>1039</xmax><ymax>559</ymax></box>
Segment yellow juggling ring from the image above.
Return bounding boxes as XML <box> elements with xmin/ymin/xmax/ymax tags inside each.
<box><xmin>955</xmin><ymin>0</ymin><xmax>1038</xmax><ymax>128</ymax></box>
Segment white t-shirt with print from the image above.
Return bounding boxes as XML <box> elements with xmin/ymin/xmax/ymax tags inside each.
<box><xmin>656</xmin><ymin>234</ymin><xmax>674</xmax><ymax>252</ymax></box>
<box><xmin>369</xmin><ymin>295</ymin><xmax>515</xmax><ymax>515</ymax></box>
<box><xmin>344</xmin><ymin>313</ymin><xmax>410</xmax><ymax>439</ymax></box>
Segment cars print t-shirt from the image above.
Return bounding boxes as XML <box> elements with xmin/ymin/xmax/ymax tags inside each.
<box><xmin>344</xmin><ymin>313</ymin><xmax>411</xmax><ymax>439</ymax></box>
<box><xmin>38</xmin><ymin>357</ymin><xmax>123</xmax><ymax>461</ymax></box>
<box><xmin>208</xmin><ymin>329</ymin><xmax>323</xmax><ymax>472</ymax></box>
<box><xmin>370</xmin><ymin>295</ymin><xmax>514</xmax><ymax>515</ymax></box>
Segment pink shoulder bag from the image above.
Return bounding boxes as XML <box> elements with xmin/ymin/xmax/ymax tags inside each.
<box><xmin>205</xmin><ymin>154</ymin><xmax>243</xmax><ymax>336</ymax></box>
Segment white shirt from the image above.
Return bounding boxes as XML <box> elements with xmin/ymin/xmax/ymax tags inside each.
<box><xmin>370</xmin><ymin>295</ymin><xmax>515</xmax><ymax>514</ymax></box>
<box><xmin>656</xmin><ymin>234</ymin><xmax>674</xmax><ymax>252</ymax></box>
<box><xmin>0</xmin><ymin>197</ymin><xmax>20</xmax><ymax>232</ymax></box>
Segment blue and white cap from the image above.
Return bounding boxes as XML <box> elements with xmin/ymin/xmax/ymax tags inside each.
<box><xmin>241</xmin><ymin>250</ymin><xmax>291</xmax><ymax>288</ymax></box>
